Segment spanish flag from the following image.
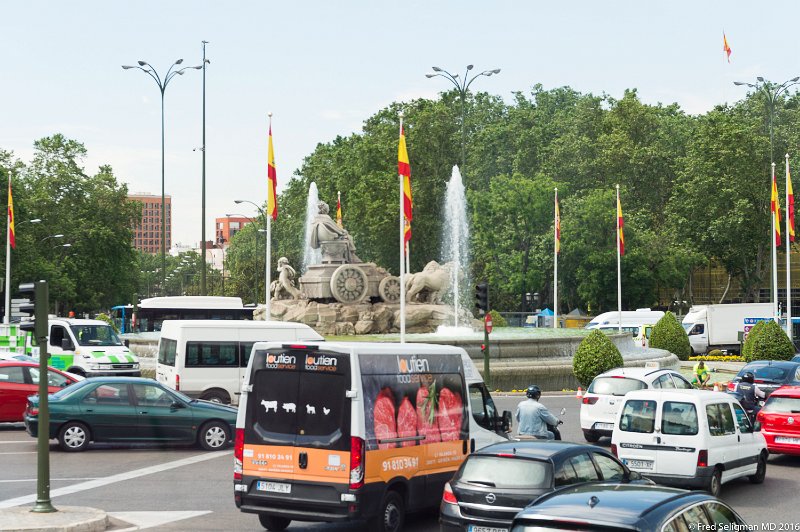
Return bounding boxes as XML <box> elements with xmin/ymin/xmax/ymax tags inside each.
<box><xmin>617</xmin><ymin>193</ymin><xmax>625</xmax><ymax>256</ymax></box>
<box><xmin>336</xmin><ymin>191</ymin><xmax>343</xmax><ymax>229</ymax></box>
<box><xmin>267</xmin><ymin>117</ymin><xmax>278</xmax><ymax>220</ymax></box>
<box><xmin>555</xmin><ymin>190</ymin><xmax>561</xmax><ymax>254</ymax></box>
<box><xmin>7</xmin><ymin>179</ymin><xmax>15</xmax><ymax>250</ymax></box>
<box><xmin>773</xmin><ymin>174</ymin><xmax>782</xmax><ymax>247</ymax></box>
<box><xmin>723</xmin><ymin>32</ymin><xmax>732</xmax><ymax>63</ymax></box>
<box><xmin>789</xmin><ymin>166</ymin><xmax>795</xmax><ymax>243</ymax></box>
<box><xmin>399</xmin><ymin>125</ymin><xmax>412</xmax><ymax>242</ymax></box>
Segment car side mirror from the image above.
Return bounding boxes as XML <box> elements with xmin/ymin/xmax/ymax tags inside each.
<box><xmin>61</xmin><ymin>338</ymin><xmax>74</xmax><ymax>350</ymax></box>
<box><xmin>170</xmin><ymin>401</ymin><xmax>184</xmax><ymax>409</ymax></box>
<box><xmin>627</xmin><ymin>470</ymin><xmax>642</xmax><ymax>481</ymax></box>
<box><xmin>501</xmin><ymin>410</ymin><xmax>513</xmax><ymax>432</ymax></box>
<box><xmin>124</xmin><ymin>339</ymin><xmax>130</xmax><ymax>347</ymax></box>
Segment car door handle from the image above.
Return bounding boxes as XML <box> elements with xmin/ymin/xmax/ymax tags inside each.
<box><xmin>139</xmin><ymin>411</ymin><xmax>148</xmax><ymax>414</ymax></box>
<box><xmin>299</xmin><ymin>452</ymin><xmax>308</xmax><ymax>469</ymax></box>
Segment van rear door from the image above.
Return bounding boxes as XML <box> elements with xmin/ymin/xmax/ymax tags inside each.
<box><xmin>656</xmin><ymin>400</ymin><xmax>701</xmax><ymax>477</ymax></box>
<box><xmin>242</xmin><ymin>345</ymin><xmax>351</xmax><ymax>499</ymax></box>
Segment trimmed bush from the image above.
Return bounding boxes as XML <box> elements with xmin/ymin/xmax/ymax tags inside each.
<box><xmin>573</xmin><ymin>329</ymin><xmax>624</xmax><ymax>387</ymax></box>
<box><xmin>708</xmin><ymin>349</ymin><xmax>723</xmax><ymax>357</ymax></box>
<box><xmin>649</xmin><ymin>311</ymin><xmax>692</xmax><ymax>360</ymax></box>
<box><xmin>743</xmin><ymin>320</ymin><xmax>794</xmax><ymax>362</ymax></box>
<box><xmin>741</xmin><ymin>320</ymin><xmax>767</xmax><ymax>361</ymax></box>
<box><xmin>488</xmin><ymin>310</ymin><xmax>508</xmax><ymax>327</ymax></box>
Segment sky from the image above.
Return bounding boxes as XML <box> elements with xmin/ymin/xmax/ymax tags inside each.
<box><xmin>2</xmin><ymin>1</ymin><xmax>800</xmax><ymax>247</ymax></box>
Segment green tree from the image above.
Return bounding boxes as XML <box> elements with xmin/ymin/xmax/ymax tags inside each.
<box><xmin>573</xmin><ymin>329</ymin><xmax>624</xmax><ymax>387</ymax></box>
<box><xmin>649</xmin><ymin>311</ymin><xmax>692</xmax><ymax>360</ymax></box>
<box><xmin>743</xmin><ymin>320</ymin><xmax>794</xmax><ymax>362</ymax></box>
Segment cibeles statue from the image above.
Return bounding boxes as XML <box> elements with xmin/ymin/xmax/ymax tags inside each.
<box><xmin>309</xmin><ymin>201</ymin><xmax>361</xmax><ymax>264</ymax></box>
<box><xmin>271</xmin><ymin>257</ymin><xmax>303</xmax><ymax>300</ymax></box>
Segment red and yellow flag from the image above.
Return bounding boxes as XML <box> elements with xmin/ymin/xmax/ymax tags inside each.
<box><xmin>772</xmin><ymin>174</ymin><xmax>782</xmax><ymax>247</ymax></box>
<box><xmin>617</xmin><ymin>194</ymin><xmax>625</xmax><ymax>256</ymax></box>
<box><xmin>7</xmin><ymin>180</ymin><xmax>15</xmax><ymax>250</ymax></box>
<box><xmin>555</xmin><ymin>190</ymin><xmax>561</xmax><ymax>254</ymax></box>
<box><xmin>336</xmin><ymin>192</ymin><xmax>343</xmax><ymax>229</ymax></box>
<box><xmin>789</xmin><ymin>167</ymin><xmax>795</xmax><ymax>243</ymax></box>
<box><xmin>399</xmin><ymin>125</ymin><xmax>412</xmax><ymax>243</ymax></box>
<box><xmin>723</xmin><ymin>32</ymin><xmax>732</xmax><ymax>63</ymax></box>
<box><xmin>267</xmin><ymin>118</ymin><xmax>278</xmax><ymax>220</ymax></box>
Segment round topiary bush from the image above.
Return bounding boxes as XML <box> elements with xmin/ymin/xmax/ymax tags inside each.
<box><xmin>708</xmin><ymin>349</ymin><xmax>723</xmax><ymax>357</ymax></box>
<box><xmin>488</xmin><ymin>310</ymin><xmax>508</xmax><ymax>327</ymax></box>
<box><xmin>743</xmin><ymin>320</ymin><xmax>794</xmax><ymax>362</ymax></box>
<box><xmin>573</xmin><ymin>329</ymin><xmax>624</xmax><ymax>387</ymax></box>
<box><xmin>741</xmin><ymin>320</ymin><xmax>767</xmax><ymax>361</ymax></box>
<box><xmin>649</xmin><ymin>311</ymin><xmax>692</xmax><ymax>360</ymax></box>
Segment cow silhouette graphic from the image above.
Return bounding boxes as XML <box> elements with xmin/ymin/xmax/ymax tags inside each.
<box><xmin>261</xmin><ymin>400</ymin><xmax>278</xmax><ymax>413</ymax></box>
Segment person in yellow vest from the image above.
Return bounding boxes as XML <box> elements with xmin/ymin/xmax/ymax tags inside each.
<box><xmin>692</xmin><ymin>360</ymin><xmax>711</xmax><ymax>388</ymax></box>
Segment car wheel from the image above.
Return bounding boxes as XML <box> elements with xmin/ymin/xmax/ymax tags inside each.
<box><xmin>706</xmin><ymin>467</ymin><xmax>722</xmax><ymax>497</ymax></box>
<box><xmin>58</xmin><ymin>422</ymin><xmax>90</xmax><ymax>452</ymax></box>
<box><xmin>583</xmin><ymin>429</ymin><xmax>601</xmax><ymax>443</ymax></box>
<box><xmin>200</xmin><ymin>390</ymin><xmax>230</xmax><ymax>404</ymax></box>
<box><xmin>370</xmin><ymin>490</ymin><xmax>405</xmax><ymax>532</ymax></box>
<box><xmin>749</xmin><ymin>453</ymin><xmax>767</xmax><ymax>484</ymax></box>
<box><xmin>258</xmin><ymin>514</ymin><xmax>290</xmax><ymax>531</ymax></box>
<box><xmin>198</xmin><ymin>421</ymin><xmax>230</xmax><ymax>451</ymax></box>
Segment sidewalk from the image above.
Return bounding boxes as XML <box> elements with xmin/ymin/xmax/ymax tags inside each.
<box><xmin>0</xmin><ymin>506</ymin><xmax>109</xmax><ymax>532</ymax></box>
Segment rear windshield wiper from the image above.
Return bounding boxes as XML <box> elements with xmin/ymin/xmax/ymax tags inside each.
<box><xmin>465</xmin><ymin>480</ymin><xmax>496</xmax><ymax>487</ymax></box>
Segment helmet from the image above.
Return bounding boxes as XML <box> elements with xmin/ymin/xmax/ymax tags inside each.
<box><xmin>741</xmin><ymin>372</ymin><xmax>755</xmax><ymax>384</ymax></box>
<box><xmin>526</xmin><ymin>385</ymin><xmax>542</xmax><ymax>400</ymax></box>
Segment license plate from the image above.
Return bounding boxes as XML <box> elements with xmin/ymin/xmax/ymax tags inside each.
<box><xmin>775</xmin><ymin>436</ymin><xmax>800</xmax><ymax>444</ymax></box>
<box><xmin>624</xmin><ymin>459</ymin><xmax>654</xmax><ymax>470</ymax></box>
<box><xmin>469</xmin><ymin>526</ymin><xmax>508</xmax><ymax>532</ymax></box>
<box><xmin>256</xmin><ymin>481</ymin><xmax>291</xmax><ymax>494</ymax></box>
<box><xmin>594</xmin><ymin>423</ymin><xmax>614</xmax><ymax>431</ymax></box>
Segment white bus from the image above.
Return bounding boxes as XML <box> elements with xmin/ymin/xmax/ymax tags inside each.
<box><xmin>132</xmin><ymin>296</ymin><xmax>256</xmax><ymax>332</ymax></box>
<box><xmin>155</xmin><ymin>320</ymin><xmax>323</xmax><ymax>405</ymax></box>
<box><xmin>585</xmin><ymin>308</ymin><xmax>664</xmax><ymax>330</ymax></box>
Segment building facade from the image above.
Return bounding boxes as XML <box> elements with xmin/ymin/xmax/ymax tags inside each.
<box><xmin>215</xmin><ymin>216</ymin><xmax>253</xmax><ymax>247</ymax></box>
<box><xmin>129</xmin><ymin>193</ymin><xmax>172</xmax><ymax>254</ymax></box>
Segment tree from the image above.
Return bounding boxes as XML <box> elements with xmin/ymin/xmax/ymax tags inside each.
<box><xmin>649</xmin><ymin>311</ymin><xmax>692</xmax><ymax>360</ymax></box>
<box><xmin>743</xmin><ymin>320</ymin><xmax>794</xmax><ymax>362</ymax></box>
<box><xmin>573</xmin><ymin>330</ymin><xmax>624</xmax><ymax>387</ymax></box>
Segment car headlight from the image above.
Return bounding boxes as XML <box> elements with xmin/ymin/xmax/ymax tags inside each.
<box><xmin>132</xmin><ymin>363</ymin><xmax>140</xmax><ymax>369</ymax></box>
<box><xmin>88</xmin><ymin>363</ymin><xmax>101</xmax><ymax>370</ymax></box>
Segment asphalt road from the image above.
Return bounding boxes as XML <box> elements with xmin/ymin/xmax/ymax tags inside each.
<box><xmin>0</xmin><ymin>394</ymin><xmax>798</xmax><ymax>530</ymax></box>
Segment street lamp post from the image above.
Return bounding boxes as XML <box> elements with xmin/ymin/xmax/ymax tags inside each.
<box><xmin>200</xmin><ymin>40</ymin><xmax>211</xmax><ymax>296</ymax></box>
<box><xmin>234</xmin><ymin>200</ymin><xmax>269</xmax><ymax>305</ymax></box>
<box><xmin>123</xmin><ymin>58</ymin><xmax>202</xmax><ymax>292</ymax></box>
<box><xmin>426</xmin><ymin>65</ymin><xmax>501</xmax><ymax>173</ymax></box>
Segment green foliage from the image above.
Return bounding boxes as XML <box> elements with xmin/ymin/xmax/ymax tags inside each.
<box><xmin>94</xmin><ymin>312</ymin><xmax>118</xmax><ymax>333</ymax></box>
<box><xmin>572</xmin><ymin>329</ymin><xmax>624</xmax><ymax>387</ymax></box>
<box><xmin>741</xmin><ymin>320</ymin><xmax>767</xmax><ymax>361</ymax></box>
<box><xmin>743</xmin><ymin>320</ymin><xmax>795</xmax><ymax>362</ymax></box>
<box><xmin>708</xmin><ymin>349</ymin><xmax>724</xmax><ymax>357</ymax></box>
<box><xmin>488</xmin><ymin>310</ymin><xmax>507</xmax><ymax>327</ymax></box>
<box><xmin>649</xmin><ymin>311</ymin><xmax>692</xmax><ymax>360</ymax></box>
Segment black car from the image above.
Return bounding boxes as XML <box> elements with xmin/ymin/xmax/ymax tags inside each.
<box><xmin>729</xmin><ymin>360</ymin><xmax>800</xmax><ymax>397</ymax></box>
<box><xmin>440</xmin><ymin>441</ymin><xmax>651</xmax><ymax>532</ymax></box>
<box><xmin>511</xmin><ymin>483</ymin><xmax>747</xmax><ymax>532</ymax></box>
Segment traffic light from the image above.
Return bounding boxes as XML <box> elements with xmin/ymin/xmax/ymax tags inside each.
<box><xmin>475</xmin><ymin>282</ymin><xmax>489</xmax><ymax>314</ymax></box>
<box><xmin>18</xmin><ymin>281</ymin><xmax>48</xmax><ymax>339</ymax></box>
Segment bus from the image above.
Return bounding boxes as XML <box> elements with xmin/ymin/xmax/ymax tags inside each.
<box><xmin>110</xmin><ymin>304</ymin><xmax>134</xmax><ymax>333</ymax></box>
<box><xmin>111</xmin><ymin>296</ymin><xmax>256</xmax><ymax>333</ymax></box>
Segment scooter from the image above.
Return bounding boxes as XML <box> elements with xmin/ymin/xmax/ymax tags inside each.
<box><xmin>548</xmin><ymin>408</ymin><xmax>567</xmax><ymax>440</ymax></box>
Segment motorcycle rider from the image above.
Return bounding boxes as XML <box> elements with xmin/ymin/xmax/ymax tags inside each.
<box><xmin>736</xmin><ymin>371</ymin><xmax>765</xmax><ymax>419</ymax></box>
<box><xmin>516</xmin><ymin>385</ymin><xmax>560</xmax><ymax>439</ymax></box>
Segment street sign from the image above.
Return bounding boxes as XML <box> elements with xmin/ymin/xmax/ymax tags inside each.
<box><xmin>485</xmin><ymin>314</ymin><xmax>493</xmax><ymax>334</ymax></box>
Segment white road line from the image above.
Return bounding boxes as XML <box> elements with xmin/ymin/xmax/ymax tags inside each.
<box><xmin>0</xmin><ymin>452</ymin><xmax>35</xmax><ymax>455</ymax></box>
<box><xmin>0</xmin><ymin>478</ymin><xmax>98</xmax><ymax>483</ymax></box>
<box><xmin>109</xmin><ymin>510</ymin><xmax>212</xmax><ymax>530</ymax></box>
<box><xmin>0</xmin><ymin>441</ymin><xmax>33</xmax><ymax>444</ymax></box>
<box><xmin>0</xmin><ymin>451</ymin><xmax>231</xmax><ymax>509</ymax></box>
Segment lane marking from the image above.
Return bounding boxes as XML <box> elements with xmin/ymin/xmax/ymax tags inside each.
<box><xmin>0</xmin><ymin>478</ymin><xmax>98</xmax><ymax>483</ymax></box>
<box><xmin>0</xmin><ymin>441</ymin><xmax>33</xmax><ymax>444</ymax></box>
<box><xmin>109</xmin><ymin>510</ymin><xmax>212</xmax><ymax>531</ymax></box>
<box><xmin>0</xmin><ymin>451</ymin><xmax>231</xmax><ymax>509</ymax></box>
<box><xmin>0</xmin><ymin>452</ymin><xmax>34</xmax><ymax>455</ymax></box>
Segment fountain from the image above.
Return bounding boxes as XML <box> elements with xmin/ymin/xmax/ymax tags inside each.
<box><xmin>302</xmin><ymin>182</ymin><xmax>322</xmax><ymax>273</ymax></box>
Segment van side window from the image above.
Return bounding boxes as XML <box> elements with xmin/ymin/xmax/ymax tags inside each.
<box><xmin>50</xmin><ymin>326</ymin><xmax>67</xmax><ymax>348</ymax></box>
<box><xmin>240</xmin><ymin>342</ymin><xmax>255</xmax><ymax>367</ymax></box>
<box><xmin>661</xmin><ymin>401</ymin><xmax>698</xmax><ymax>435</ymax></box>
<box><xmin>706</xmin><ymin>403</ymin><xmax>735</xmax><ymax>436</ymax></box>
<box><xmin>468</xmin><ymin>383</ymin><xmax>498</xmax><ymax>431</ymax></box>
<box><xmin>688</xmin><ymin>324</ymin><xmax>704</xmax><ymax>335</ymax></box>
<box><xmin>186</xmin><ymin>341</ymin><xmax>238</xmax><ymax>367</ymax></box>
<box><xmin>731</xmin><ymin>403</ymin><xmax>752</xmax><ymax>433</ymax></box>
<box><xmin>619</xmin><ymin>399</ymin><xmax>655</xmax><ymax>433</ymax></box>
<box><xmin>158</xmin><ymin>338</ymin><xmax>177</xmax><ymax>366</ymax></box>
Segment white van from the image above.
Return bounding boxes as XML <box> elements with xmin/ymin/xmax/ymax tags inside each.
<box><xmin>156</xmin><ymin>320</ymin><xmax>323</xmax><ymax>405</ymax></box>
<box><xmin>611</xmin><ymin>389</ymin><xmax>767</xmax><ymax>496</ymax></box>
<box><xmin>233</xmin><ymin>341</ymin><xmax>511</xmax><ymax>532</ymax></box>
<box><xmin>585</xmin><ymin>309</ymin><xmax>664</xmax><ymax>330</ymax></box>
<box><xmin>29</xmin><ymin>318</ymin><xmax>140</xmax><ymax>377</ymax></box>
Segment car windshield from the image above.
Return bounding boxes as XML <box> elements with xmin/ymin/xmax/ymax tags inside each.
<box><xmin>588</xmin><ymin>377</ymin><xmax>647</xmax><ymax>396</ymax></box>
<box><xmin>70</xmin><ymin>325</ymin><xmax>123</xmax><ymax>347</ymax></box>
<box><xmin>743</xmin><ymin>365</ymin><xmax>790</xmax><ymax>383</ymax></box>
<box><xmin>458</xmin><ymin>455</ymin><xmax>550</xmax><ymax>489</ymax></box>
<box><xmin>762</xmin><ymin>396</ymin><xmax>800</xmax><ymax>413</ymax></box>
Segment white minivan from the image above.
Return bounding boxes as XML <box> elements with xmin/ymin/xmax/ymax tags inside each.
<box><xmin>611</xmin><ymin>389</ymin><xmax>767</xmax><ymax>497</ymax></box>
<box><xmin>156</xmin><ymin>320</ymin><xmax>323</xmax><ymax>405</ymax></box>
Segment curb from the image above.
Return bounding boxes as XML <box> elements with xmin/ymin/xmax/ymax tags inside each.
<box><xmin>0</xmin><ymin>506</ymin><xmax>107</xmax><ymax>532</ymax></box>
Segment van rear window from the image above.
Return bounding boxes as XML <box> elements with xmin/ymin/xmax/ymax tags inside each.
<box><xmin>661</xmin><ymin>401</ymin><xmax>698</xmax><ymax>435</ymax></box>
<box><xmin>158</xmin><ymin>338</ymin><xmax>177</xmax><ymax>366</ymax></box>
<box><xmin>589</xmin><ymin>377</ymin><xmax>646</xmax><ymax>396</ymax></box>
<box><xmin>619</xmin><ymin>399</ymin><xmax>656</xmax><ymax>433</ymax></box>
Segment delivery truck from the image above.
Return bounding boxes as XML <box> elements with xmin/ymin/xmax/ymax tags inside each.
<box><xmin>681</xmin><ymin>303</ymin><xmax>774</xmax><ymax>354</ymax></box>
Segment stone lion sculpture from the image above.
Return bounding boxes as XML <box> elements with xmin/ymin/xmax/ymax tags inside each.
<box><xmin>271</xmin><ymin>257</ymin><xmax>303</xmax><ymax>300</ymax></box>
<box><xmin>405</xmin><ymin>261</ymin><xmax>456</xmax><ymax>304</ymax></box>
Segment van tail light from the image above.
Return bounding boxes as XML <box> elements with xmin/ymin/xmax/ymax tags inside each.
<box><xmin>727</xmin><ymin>382</ymin><xmax>736</xmax><ymax>392</ymax></box>
<box><xmin>175</xmin><ymin>374</ymin><xmax>180</xmax><ymax>391</ymax></box>
<box><xmin>233</xmin><ymin>429</ymin><xmax>244</xmax><ymax>481</ymax></box>
<box><xmin>610</xmin><ymin>444</ymin><xmax>617</xmax><ymax>457</ymax></box>
<box><xmin>349</xmin><ymin>436</ymin><xmax>365</xmax><ymax>490</ymax></box>
<box><xmin>442</xmin><ymin>482</ymin><xmax>458</xmax><ymax>505</ymax></box>
<box><xmin>697</xmin><ymin>450</ymin><xmax>708</xmax><ymax>468</ymax></box>
<box><xmin>582</xmin><ymin>396</ymin><xmax>598</xmax><ymax>405</ymax></box>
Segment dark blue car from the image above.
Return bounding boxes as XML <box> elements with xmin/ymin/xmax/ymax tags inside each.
<box><xmin>511</xmin><ymin>483</ymin><xmax>746</xmax><ymax>531</ymax></box>
<box><xmin>729</xmin><ymin>360</ymin><xmax>800</xmax><ymax>397</ymax></box>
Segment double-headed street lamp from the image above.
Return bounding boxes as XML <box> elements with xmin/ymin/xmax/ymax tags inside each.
<box><xmin>426</xmin><ymin>64</ymin><xmax>501</xmax><ymax>172</ymax></box>
<box><xmin>234</xmin><ymin>199</ymin><xmax>269</xmax><ymax>305</ymax></box>
<box><xmin>122</xmin><ymin>58</ymin><xmax>202</xmax><ymax>291</ymax></box>
<box><xmin>733</xmin><ymin>76</ymin><xmax>800</xmax><ymax>164</ymax></box>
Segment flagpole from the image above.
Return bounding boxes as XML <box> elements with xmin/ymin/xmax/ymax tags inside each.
<box><xmin>553</xmin><ymin>188</ymin><xmax>558</xmax><ymax>329</ymax></box>
<box><xmin>616</xmin><ymin>184</ymin><xmax>622</xmax><ymax>333</ymax></box>
<box><xmin>773</xmin><ymin>162</ymin><xmax>779</xmax><ymax>323</ymax></box>
<box><xmin>265</xmin><ymin>112</ymin><xmax>274</xmax><ymax>320</ymax></box>
<box><xmin>405</xmin><ymin>242</ymin><xmax>410</xmax><ymax>275</ymax></box>
<box><xmin>787</xmin><ymin>153</ymin><xmax>793</xmax><ymax>339</ymax></box>
<box><xmin>4</xmin><ymin>175</ymin><xmax>11</xmax><ymax>325</ymax></box>
<box><xmin>399</xmin><ymin>113</ymin><xmax>406</xmax><ymax>343</ymax></box>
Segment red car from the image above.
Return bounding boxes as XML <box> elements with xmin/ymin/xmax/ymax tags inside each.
<box><xmin>756</xmin><ymin>385</ymin><xmax>800</xmax><ymax>456</ymax></box>
<box><xmin>0</xmin><ymin>361</ymin><xmax>80</xmax><ymax>423</ymax></box>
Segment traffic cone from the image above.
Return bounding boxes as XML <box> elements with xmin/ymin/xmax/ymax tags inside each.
<box><xmin>576</xmin><ymin>387</ymin><xmax>583</xmax><ymax>398</ymax></box>
<box><xmin>713</xmin><ymin>383</ymin><xmax>720</xmax><ymax>392</ymax></box>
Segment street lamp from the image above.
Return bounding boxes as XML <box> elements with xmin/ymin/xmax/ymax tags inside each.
<box><xmin>733</xmin><ymin>76</ymin><xmax>800</xmax><ymax>164</ymax></box>
<box><xmin>426</xmin><ymin>64</ymin><xmax>501</xmax><ymax>173</ymax></box>
<box><xmin>234</xmin><ymin>199</ymin><xmax>269</xmax><ymax>305</ymax></box>
<box><xmin>40</xmin><ymin>234</ymin><xmax>64</xmax><ymax>243</ymax></box>
<box><xmin>123</xmin><ymin>58</ymin><xmax>203</xmax><ymax>291</ymax></box>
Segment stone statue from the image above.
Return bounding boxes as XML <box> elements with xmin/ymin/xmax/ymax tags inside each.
<box><xmin>309</xmin><ymin>201</ymin><xmax>361</xmax><ymax>263</ymax></box>
<box><xmin>405</xmin><ymin>261</ymin><xmax>456</xmax><ymax>304</ymax></box>
<box><xmin>271</xmin><ymin>257</ymin><xmax>303</xmax><ymax>300</ymax></box>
